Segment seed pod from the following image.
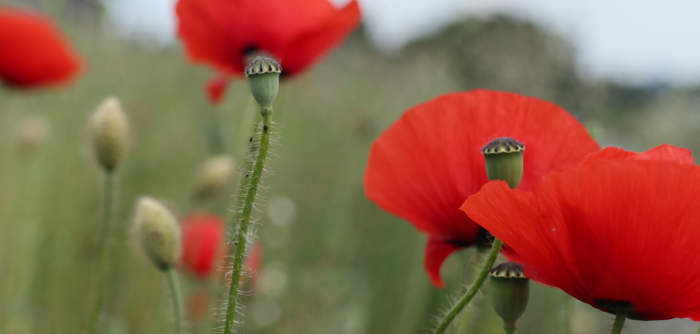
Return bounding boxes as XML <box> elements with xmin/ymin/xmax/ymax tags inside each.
<box><xmin>88</xmin><ymin>97</ymin><xmax>130</xmax><ymax>172</ymax></box>
<box><xmin>482</xmin><ymin>137</ymin><xmax>525</xmax><ymax>188</ymax></box>
<box><xmin>193</xmin><ymin>155</ymin><xmax>235</xmax><ymax>201</ymax></box>
<box><xmin>489</xmin><ymin>262</ymin><xmax>530</xmax><ymax>332</ymax></box>
<box><xmin>133</xmin><ymin>197</ymin><xmax>181</xmax><ymax>271</ymax></box>
<box><xmin>245</xmin><ymin>56</ymin><xmax>281</xmax><ymax>109</ymax></box>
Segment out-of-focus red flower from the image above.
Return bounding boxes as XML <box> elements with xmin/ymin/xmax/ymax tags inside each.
<box><xmin>180</xmin><ymin>214</ymin><xmax>227</xmax><ymax>279</ymax></box>
<box><xmin>462</xmin><ymin>145</ymin><xmax>700</xmax><ymax>320</ymax></box>
<box><xmin>0</xmin><ymin>7</ymin><xmax>81</xmax><ymax>88</ymax></box>
<box><xmin>364</xmin><ymin>90</ymin><xmax>600</xmax><ymax>287</ymax></box>
<box><xmin>175</xmin><ymin>0</ymin><xmax>361</xmax><ymax>78</ymax></box>
<box><xmin>205</xmin><ymin>76</ymin><xmax>230</xmax><ymax>105</ymax></box>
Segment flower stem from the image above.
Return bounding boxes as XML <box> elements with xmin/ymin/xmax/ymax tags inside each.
<box><xmin>166</xmin><ymin>269</ymin><xmax>182</xmax><ymax>334</ymax></box>
<box><xmin>87</xmin><ymin>172</ymin><xmax>115</xmax><ymax>333</ymax></box>
<box><xmin>504</xmin><ymin>320</ymin><xmax>516</xmax><ymax>334</ymax></box>
<box><xmin>610</xmin><ymin>311</ymin><xmax>626</xmax><ymax>334</ymax></box>
<box><xmin>457</xmin><ymin>250</ymin><xmax>487</xmax><ymax>334</ymax></box>
<box><xmin>563</xmin><ymin>295</ymin><xmax>575</xmax><ymax>334</ymax></box>
<box><xmin>223</xmin><ymin>108</ymin><xmax>272</xmax><ymax>334</ymax></box>
<box><xmin>434</xmin><ymin>239</ymin><xmax>503</xmax><ymax>334</ymax></box>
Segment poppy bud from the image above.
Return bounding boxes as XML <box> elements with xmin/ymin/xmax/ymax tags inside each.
<box><xmin>88</xmin><ymin>97</ymin><xmax>130</xmax><ymax>172</ymax></box>
<box><xmin>244</xmin><ymin>56</ymin><xmax>281</xmax><ymax>109</ymax></box>
<box><xmin>133</xmin><ymin>197</ymin><xmax>181</xmax><ymax>271</ymax></box>
<box><xmin>489</xmin><ymin>262</ymin><xmax>529</xmax><ymax>333</ymax></box>
<box><xmin>16</xmin><ymin>115</ymin><xmax>49</xmax><ymax>156</ymax></box>
<box><xmin>193</xmin><ymin>155</ymin><xmax>235</xmax><ymax>201</ymax></box>
<box><xmin>482</xmin><ymin>137</ymin><xmax>525</xmax><ymax>188</ymax></box>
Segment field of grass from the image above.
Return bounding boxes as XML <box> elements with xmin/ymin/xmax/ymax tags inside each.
<box><xmin>1</xmin><ymin>6</ymin><xmax>700</xmax><ymax>334</ymax></box>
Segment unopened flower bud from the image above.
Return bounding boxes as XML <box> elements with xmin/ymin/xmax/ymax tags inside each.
<box><xmin>482</xmin><ymin>137</ymin><xmax>525</xmax><ymax>188</ymax></box>
<box><xmin>133</xmin><ymin>197</ymin><xmax>181</xmax><ymax>271</ymax></box>
<box><xmin>245</xmin><ymin>56</ymin><xmax>281</xmax><ymax>109</ymax></box>
<box><xmin>193</xmin><ymin>155</ymin><xmax>235</xmax><ymax>201</ymax></box>
<box><xmin>489</xmin><ymin>262</ymin><xmax>529</xmax><ymax>332</ymax></box>
<box><xmin>88</xmin><ymin>97</ymin><xmax>130</xmax><ymax>172</ymax></box>
<box><xmin>16</xmin><ymin>115</ymin><xmax>49</xmax><ymax>156</ymax></box>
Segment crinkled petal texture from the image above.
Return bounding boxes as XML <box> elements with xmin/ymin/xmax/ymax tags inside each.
<box><xmin>364</xmin><ymin>90</ymin><xmax>599</xmax><ymax>287</ymax></box>
<box><xmin>463</xmin><ymin>146</ymin><xmax>700</xmax><ymax>320</ymax></box>
<box><xmin>0</xmin><ymin>8</ymin><xmax>81</xmax><ymax>88</ymax></box>
<box><xmin>180</xmin><ymin>214</ymin><xmax>226</xmax><ymax>279</ymax></box>
<box><xmin>176</xmin><ymin>0</ymin><xmax>360</xmax><ymax>77</ymax></box>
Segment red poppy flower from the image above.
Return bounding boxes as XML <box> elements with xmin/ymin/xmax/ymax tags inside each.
<box><xmin>0</xmin><ymin>7</ymin><xmax>81</xmax><ymax>88</ymax></box>
<box><xmin>205</xmin><ymin>76</ymin><xmax>230</xmax><ymax>105</ymax></box>
<box><xmin>364</xmin><ymin>90</ymin><xmax>599</xmax><ymax>287</ymax></box>
<box><xmin>462</xmin><ymin>145</ymin><xmax>700</xmax><ymax>320</ymax></box>
<box><xmin>180</xmin><ymin>214</ymin><xmax>227</xmax><ymax>279</ymax></box>
<box><xmin>175</xmin><ymin>0</ymin><xmax>361</xmax><ymax>77</ymax></box>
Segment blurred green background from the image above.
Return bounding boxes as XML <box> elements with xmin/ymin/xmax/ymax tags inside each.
<box><xmin>1</xmin><ymin>2</ymin><xmax>700</xmax><ymax>334</ymax></box>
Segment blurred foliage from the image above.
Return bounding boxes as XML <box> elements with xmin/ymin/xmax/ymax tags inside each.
<box><xmin>0</xmin><ymin>3</ymin><xmax>699</xmax><ymax>334</ymax></box>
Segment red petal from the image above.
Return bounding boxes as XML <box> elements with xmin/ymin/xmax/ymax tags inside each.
<box><xmin>364</xmin><ymin>90</ymin><xmax>598</xmax><ymax>241</ymax></box>
<box><xmin>280</xmin><ymin>1</ymin><xmax>361</xmax><ymax>75</ymax></box>
<box><xmin>464</xmin><ymin>160</ymin><xmax>700</xmax><ymax>320</ymax></box>
<box><xmin>0</xmin><ymin>7</ymin><xmax>81</xmax><ymax>88</ymax></box>
<box><xmin>424</xmin><ymin>236</ymin><xmax>462</xmax><ymax>288</ymax></box>
<box><xmin>180</xmin><ymin>214</ymin><xmax>226</xmax><ymax>279</ymax></box>
<box><xmin>583</xmin><ymin>144</ymin><xmax>694</xmax><ymax>165</ymax></box>
<box><xmin>175</xmin><ymin>0</ymin><xmax>360</xmax><ymax>77</ymax></box>
<box><xmin>205</xmin><ymin>76</ymin><xmax>230</xmax><ymax>104</ymax></box>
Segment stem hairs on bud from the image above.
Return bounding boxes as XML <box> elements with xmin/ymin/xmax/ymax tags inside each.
<box><xmin>133</xmin><ymin>197</ymin><xmax>181</xmax><ymax>271</ymax></box>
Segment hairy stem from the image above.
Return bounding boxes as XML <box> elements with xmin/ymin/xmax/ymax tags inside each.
<box><xmin>457</xmin><ymin>250</ymin><xmax>487</xmax><ymax>334</ymax></box>
<box><xmin>610</xmin><ymin>311</ymin><xmax>626</xmax><ymax>334</ymax></box>
<box><xmin>223</xmin><ymin>108</ymin><xmax>272</xmax><ymax>333</ymax></box>
<box><xmin>434</xmin><ymin>239</ymin><xmax>503</xmax><ymax>334</ymax></box>
<box><xmin>167</xmin><ymin>269</ymin><xmax>182</xmax><ymax>334</ymax></box>
<box><xmin>87</xmin><ymin>173</ymin><xmax>115</xmax><ymax>333</ymax></box>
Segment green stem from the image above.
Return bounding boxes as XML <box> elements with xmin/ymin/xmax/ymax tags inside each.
<box><xmin>563</xmin><ymin>295</ymin><xmax>574</xmax><ymax>334</ymax></box>
<box><xmin>87</xmin><ymin>172</ymin><xmax>115</xmax><ymax>333</ymax></box>
<box><xmin>166</xmin><ymin>269</ymin><xmax>182</xmax><ymax>334</ymax></box>
<box><xmin>504</xmin><ymin>321</ymin><xmax>516</xmax><ymax>334</ymax></box>
<box><xmin>610</xmin><ymin>311</ymin><xmax>626</xmax><ymax>334</ymax></box>
<box><xmin>434</xmin><ymin>239</ymin><xmax>503</xmax><ymax>334</ymax></box>
<box><xmin>206</xmin><ymin>106</ymin><xmax>225</xmax><ymax>154</ymax></box>
<box><xmin>696</xmin><ymin>324</ymin><xmax>700</xmax><ymax>334</ymax></box>
<box><xmin>223</xmin><ymin>108</ymin><xmax>272</xmax><ymax>334</ymax></box>
<box><xmin>457</xmin><ymin>250</ymin><xmax>486</xmax><ymax>334</ymax></box>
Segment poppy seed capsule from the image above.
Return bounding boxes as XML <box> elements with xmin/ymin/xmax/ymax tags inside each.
<box><xmin>245</xmin><ymin>56</ymin><xmax>281</xmax><ymax>109</ymax></box>
<box><xmin>193</xmin><ymin>155</ymin><xmax>235</xmax><ymax>201</ymax></box>
<box><xmin>482</xmin><ymin>137</ymin><xmax>525</xmax><ymax>188</ymax></box>
<box><xmin>489</xmin><ymin>262</ymin><xmax>530</xmax><ymax>332</ymax></box>
<box><xmin>88</xmin><ymin>97</ymin><xmax>130</xmax><ymax>172</ymax></box>
<box><xmin>133</xmin><ymin>197</ymin><xmax>181</xmax><ymax>271</ymax></box>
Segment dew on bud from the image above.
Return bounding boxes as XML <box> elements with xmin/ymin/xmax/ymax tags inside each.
<box><xmin>88</xmin><ymin>96</ymin><xmax>130</xmax><ymax>173</ymax></box>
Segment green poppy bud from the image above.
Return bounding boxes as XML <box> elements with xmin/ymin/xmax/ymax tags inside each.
<box><xmin>489</xmin><ymin>262</ymin><xmax>530</xmax><ymax>333</ymax></box>
<box><xmin>245</xmin><ymin>56</ymin><xmax>281</xmax><ymax>110</ymax></box>
<box><xmin>88</xmin><ymin>97</ymin><xmax>130</xmax><ymax>173</ymax></box>
<box><xmin>133</xmin><ymin>197</ymin><xmax>181</xmax><ymax>271</ymax></box>
<box><xmin>482</xmin><ymin>137</ymin><xmax>525</xmax><ymax>188</ymax></box>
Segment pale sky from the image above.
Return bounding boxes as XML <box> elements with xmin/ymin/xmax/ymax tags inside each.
<box><xmin>105</xmin><ymin>0</ymin><xmax>700</xmax><ymax>86</ymax></box>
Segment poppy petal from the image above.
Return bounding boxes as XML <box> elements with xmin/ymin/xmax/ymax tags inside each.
<box><xmin>280</xmin><ymin>1</ymin><xmax>361</xmax><ymax>75</ymax></box>
<box><xmin>424</xmin><ymin>236</ymin><xmax>463</xmax><ymax>288</ymax></box>
<box><xmin>583</xmin><ymin>144</ymin><xmax>693</xmax><ymax>165</ymax></box>
<box><xmin>464</xmin><ymin>159</ymin><xmax>700</xmax><ymax>320</ymax></box>
<box><xmin>206</xmin><ymin>76</ymin><xmax>230</xmax><ymax>105</ymax></box>
<box><xmin>365</xmin><ymin>90</ymin><xmax>599</xmax><ymax>240</ymax></box>
<box><xmin>0</xmin><ymin>7</ymin><xmax>81</xmax><ymax>88</ymax></box>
